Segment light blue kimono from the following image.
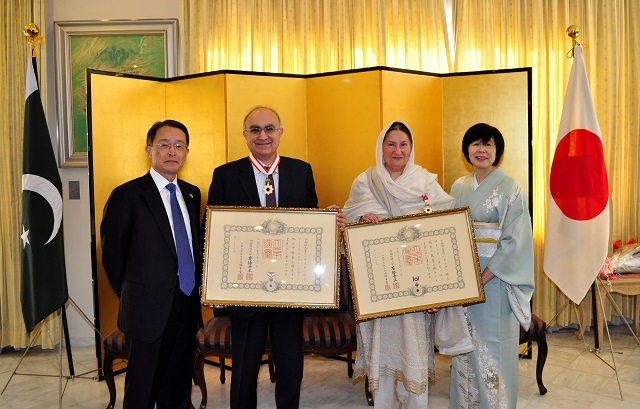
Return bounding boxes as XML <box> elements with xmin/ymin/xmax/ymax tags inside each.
<box><xmin>449</xmin><ymin>168</ymin><xmax>534</xmax><ymax>409</ymax></box>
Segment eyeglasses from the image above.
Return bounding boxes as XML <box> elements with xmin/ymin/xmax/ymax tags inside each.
<box><xmin>149</xmin><ymin>142</ymin><xmax>188</xmax><ymax>151</ymax></box>
<box><xmin>244</xmin><ymin>125</ymin><xmax>281</xmax><ymax>137</ymax></box>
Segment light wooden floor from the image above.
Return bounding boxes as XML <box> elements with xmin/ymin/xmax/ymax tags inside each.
<box><xmin>1</xmin><ymin>326</ymin><xmax>640</xmax><ymax>408</ymax></box>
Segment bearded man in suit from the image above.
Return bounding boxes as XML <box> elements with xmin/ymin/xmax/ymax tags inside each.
<box><xmin>101</xmin><ymin>119</ymin><xmax>203</xmax><ymax>409</ymax></box>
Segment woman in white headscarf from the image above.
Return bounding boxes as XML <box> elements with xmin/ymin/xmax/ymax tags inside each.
<box><xmin>343</xmin><ymin>121</ymin><xmax>471</xmax><ymax>408</ymax></box>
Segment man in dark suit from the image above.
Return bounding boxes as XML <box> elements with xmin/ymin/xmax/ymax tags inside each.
<box><xmin>205</xmin><ymin>106</ymin><xmax>318</xmax><ymax>409</ymax></box>
<box><xmin>101</xmin><ymin>119</ymin><xmax>203</xmax><ymax>409</ymax></box>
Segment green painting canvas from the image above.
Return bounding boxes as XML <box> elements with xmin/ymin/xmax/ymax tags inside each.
<box><xmin>70</xmin><ymin>34</ymin><xmax>166</xmax><ymax>153</ymax></box>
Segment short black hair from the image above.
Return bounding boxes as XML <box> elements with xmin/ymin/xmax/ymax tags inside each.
<box><xmin>146</xmin><ymin>119</ymin><xmax>190</xmax><ymax>146</ymax></box>
<box><xmin>461</xmin><ymin>123</ymin><xmax>504</xmax><ymax>166</ymax></box>
<box><xmin>383</xmin><ymin>122</ymin><xmax>413</xmax><ymax>144</ymax></box>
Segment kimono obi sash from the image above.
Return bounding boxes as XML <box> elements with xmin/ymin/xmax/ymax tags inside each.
<box><xmin>473</xmin><ymin>222</ymin><xmax>500</xmax><ymax>258</ymax></box>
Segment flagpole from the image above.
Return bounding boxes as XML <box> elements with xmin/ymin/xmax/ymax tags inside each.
<box><xmin>25</xmin><ymin>20</ymin><xmax>107</xmax><ymax>373</ymax></box>
<box><xmin>565</xmin><ymin>24</ymin><xmax>580</xmax><ymax>58</ymax></box>
<box><xmin>1</xmin><ymin>23</ymin><xmax>105</xmax><ymax>407</ymax></box>
<box><xmin>554</xmin><ymin>25</ymin><xmax>600</xmax><ymax>351</ymax></box>
<box><xmin>61</xmin><ymin>307</ymin><xmax>76</xmax><ymax>377</ymax></box>
<box><xmin>560</xmin><ymin>25</ymin><xmax>640</xmax><ymax>401</ymax></box>
<box><xmin>564</xmin><ymin>20</ymin><xmax>607</xmax><ymax>349</ymax></box>
<box><xmin>591</xmin><ymin>281</ymin><xmax>600</xmax><ymax>349</ymax></box>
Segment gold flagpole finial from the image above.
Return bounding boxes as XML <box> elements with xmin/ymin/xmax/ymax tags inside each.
<box><xmin>566</xmin><ymin>25</ymin><xmax>588</xmax><ymax>59</ymax></box>
<box><xmin>566</xmin><ymin>25</ymin><xmax>580</xmax><ymax>58</ymax></box>
<box><xmin>566</xmin><ymin>25</ymin><xmax>580</xmax><ymax>43</ymax></box>
<box><xmin>24</xmin><ymin>23</ymin><xmax>44</xmax><ymax>57</ymax></box>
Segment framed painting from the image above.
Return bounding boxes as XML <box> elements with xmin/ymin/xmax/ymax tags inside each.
<box><xmin>54</xmin><ymin>19</ymin><xmax>177</xmax><ymax>167</ymax></box>
<box><xmin>343</xmin><ymin>207</ymin><xmax>485</xmax><ymax>321</ymax></box>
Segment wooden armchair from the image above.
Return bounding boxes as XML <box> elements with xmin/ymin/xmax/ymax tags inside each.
<box><xmin>102</xmin><ymin>329</ymin><xmax>128</xmax><ymax>409</ymax></box>
<box><xmin>519</xmin><ymin>313</ymin><xmax>548</xmax><ymax>395</ymax></box>
<box><xmin>193</xmin><ymin>309</ymin><xmax>359</xmax><ymax>409</ymax></box>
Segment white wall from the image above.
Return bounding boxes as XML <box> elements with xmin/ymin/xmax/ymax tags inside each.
<box><xmin>47</xmin><ymin>0</ymin><xmax>179</xmax><ymax>346</ymax></box>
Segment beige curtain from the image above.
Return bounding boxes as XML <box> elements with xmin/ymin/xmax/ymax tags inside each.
<box><xmin>1</xmin><ymin>0</ymin><xmax>60</xmax><ymax>349</ymax></box>
<box><xmin>180</xmin><ymin>0</ymin><xmax>451</xmax><ymax>75</ymax></box>
<box><xmin>452</xmin><ymin>0</ymin><xmax>640</xmax><ymax>328</ymax></box>
<box><xmin>182</xmin><ymin>0</ymin><xmax>640</xmax><ymax>329</ymax></box>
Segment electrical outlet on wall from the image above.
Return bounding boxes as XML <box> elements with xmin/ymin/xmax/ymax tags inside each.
<box><xmin>69</xmin><ymin>181</ymin><xmax>80</xmax><ymax>200</ymax></box>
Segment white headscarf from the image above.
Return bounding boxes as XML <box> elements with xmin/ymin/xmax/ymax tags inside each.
<box><xmin>343</xmin><ymin>121</ymin><xmax>454</xmax><ymax>221</ymax></box>
<box><xmin>375</xmin><ymin>121</ymin><xmax>432</xmax><ymax>202</ymax></box>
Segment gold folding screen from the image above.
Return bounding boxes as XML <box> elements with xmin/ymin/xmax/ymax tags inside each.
<box><xmin>442</xmin><ymin>70</ymin><xmax>531</xmax><ymax>198</ymax></box>
<box><xmin>306</xmin><ymin>70</ymin><xmax>382</xmax><ymax>207</ymax></box>
<box><xmin>90</xmin><ymin>74</ymin><xmax>168</xmax><ymax>340</ymax></box>
<box><xmin>88</xmin><ymin>67</ymin><xmax>530</xmax><ymax>361</ymax></box>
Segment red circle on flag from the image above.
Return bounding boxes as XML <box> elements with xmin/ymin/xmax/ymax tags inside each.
<box><xmin>549</xmin><ymin>129</ymin><xmax>608</xmax><ymax>221</ymax></box>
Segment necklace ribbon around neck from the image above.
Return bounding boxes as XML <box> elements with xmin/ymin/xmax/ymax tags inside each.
<box><xmin>249</xmin><ymin>153</ymin><xmax>280</xmax><ymax>175</ymax></box>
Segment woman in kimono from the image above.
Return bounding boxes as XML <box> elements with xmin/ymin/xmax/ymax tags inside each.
<box><xmin>344</xmin><ymin>121</ymin><xmax>472</xmax><ymax>408</ymax></box>
<box><xmin>449</xmin><ymin>123</ymin><xmax>535</xmax><ymax>409</ymax></box>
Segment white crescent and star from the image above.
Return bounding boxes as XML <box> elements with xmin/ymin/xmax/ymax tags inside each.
<box><xmin>21</xmin><ymin>174</ymin><xmax>63</xmax><ymax>248</ymax></box>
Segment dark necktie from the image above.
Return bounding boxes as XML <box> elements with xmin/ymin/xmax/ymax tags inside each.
<box><xmin>265</xmin><ymin>174</ymin><xmax>276</xmax><ymax>207</ymax></box>
<box><xmin>166</xmin><ymin>183</ymin><xmax>195</xmax><ymax>295</ymax></box>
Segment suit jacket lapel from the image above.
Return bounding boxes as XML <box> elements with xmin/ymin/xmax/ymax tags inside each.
<box><xmin>141</xmin><ymin>173</ymin><xmax>177</xmax><ymax>257</ymax></box>
<box><xmin>238</xmin><ymin>158</ymin><xmax>262</xmax><ymax>206</ymax></box>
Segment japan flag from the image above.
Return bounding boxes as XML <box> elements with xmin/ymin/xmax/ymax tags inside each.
<box><xmin>543</xmin><ymin>44</ymin><xmax>610</xmax><ymax>304</ymax></box>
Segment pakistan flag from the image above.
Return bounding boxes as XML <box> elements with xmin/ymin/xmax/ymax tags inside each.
<box><xmin>21</xmin><ymin>56</ymin><xmax>68</xmax><ymax>333</ymax></box>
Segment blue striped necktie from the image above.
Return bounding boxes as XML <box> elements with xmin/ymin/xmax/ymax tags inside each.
<box><xmin>166</xmin><ymin>183</ymin><xmax>195</xmax><ymax>295</ymax></box>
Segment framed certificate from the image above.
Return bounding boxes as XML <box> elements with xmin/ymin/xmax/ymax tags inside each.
<box><xmin>202</xmin><ymin>206</ymin><xmax>340</xmax><ymax>308</ymax></box>
<box><xmin>343</xmin><ymin>207</ymin><xmax>484</xmax><ymax>321</ymax></box>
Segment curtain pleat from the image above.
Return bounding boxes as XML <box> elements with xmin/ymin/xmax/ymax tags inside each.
<box><xmin>181</xmin><ymin>0</ymin><xmax>451</xmax><ymax>75</ymax></box>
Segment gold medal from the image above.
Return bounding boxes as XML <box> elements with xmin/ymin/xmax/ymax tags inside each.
<box><xmin>250</xmin><ymin>153</ymin><xmax>279</xmax><ymax>197</ymax></box>
<box><xmin>422</xmin><ymin>194</ymin><xmax>432</xmax><ymax>213</ymax></box>
<box><xmin>263</xmin><ymin>179</ymin><xmax>274</xmax><ymax>195</ymax></box>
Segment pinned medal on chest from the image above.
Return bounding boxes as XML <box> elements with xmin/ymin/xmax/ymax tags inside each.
<box><xmin>422</xmin><ymin>194</ymin><xmax>432</xmax><ymax>214</ymax></box>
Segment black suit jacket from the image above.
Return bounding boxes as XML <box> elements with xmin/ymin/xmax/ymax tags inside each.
<box><xmin>101</xmin><ymin>172</ymin><xmax>203</xmax><ymax>343</ymax></box>
<box><xmin>205</xmin><ymin>156</ymin><xmax>318</xmax><ymax>317</ymax></box>
<box><xmin>206</xmin><ymin>156</ymin><xmax>318</xmax><ymax>209</ymax></box>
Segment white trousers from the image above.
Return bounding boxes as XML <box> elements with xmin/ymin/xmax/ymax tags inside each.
<box><xmin>374</xmin><ymin>374</ymin><xmax>429</xmax><ymax>409</ymax></box>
